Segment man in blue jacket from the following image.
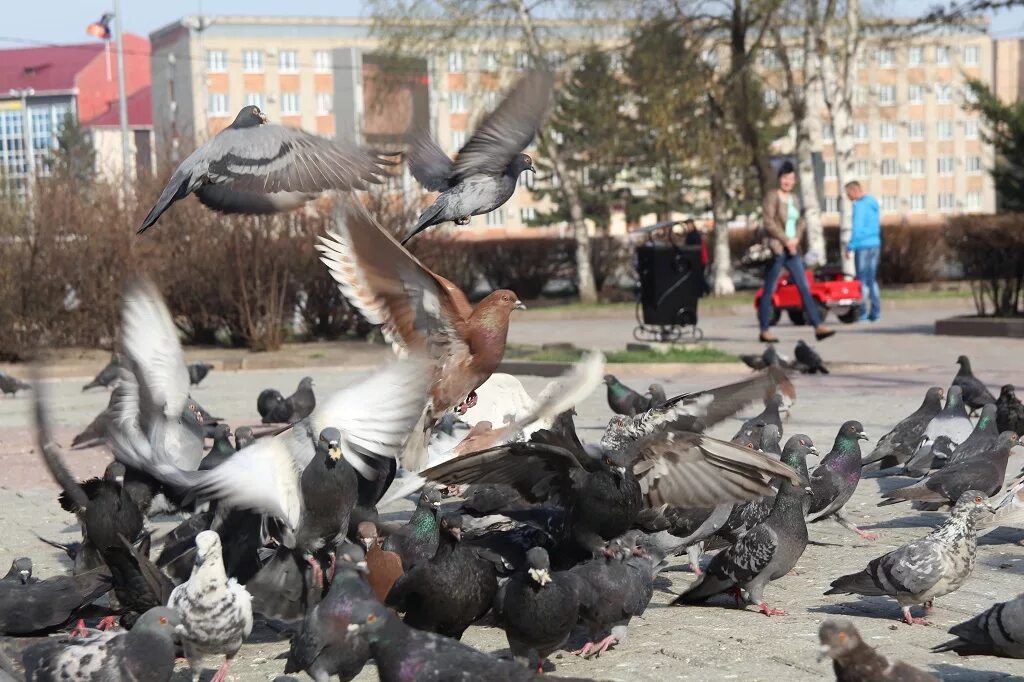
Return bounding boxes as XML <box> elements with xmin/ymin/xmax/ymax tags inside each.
<box><xmin>845</xmin><ymin>181</ymin><xmax>881</xmax><ymax>322</ymax></box>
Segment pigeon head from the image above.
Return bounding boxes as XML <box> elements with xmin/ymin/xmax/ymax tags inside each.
<box><xmin>945</xmin><ymin>386</ymin><xmax>964</xmax><ymax>408</ymax></box>
<box><xmin>956</xmin><ymin>355</ymin><xmax>971</xmax><ymax>370</ymax></box>
<box><xmin>183</xmin><ymin>400</ymin><xmax>204</xmax><ymax>427</ymax></box>
<box><xmin>104</xmin><ymin>461</ymin><xmax>126</xmax><ymax>486</ymax></box>
<box><xmin>766</xmin><ymin>393</ymin><xmax>784</xmax><ymax>409</ymax></box>
<box><xmin>1001</xmin><ymin>384</ymin><xmax>1017</xmax><ymax>400</ymax></box>
<box><xmin>235</xmin><ymin>426</ymin><xmax>255</xmax><ymax>448</ymax></box>
<box><xmin>334</xmin><ymin>540</ymin><xmax>368</xmax><ymax>574</ymax></box>
<box><xmin>951</xmin><ymin>490</ymin><xmax>997</xmax><ymax>519</ymax></box>
<box><xmin>998</xmin><ymin>430</ymin><xmax>1023</xmax><ymax>451</ymax></box>
<box><xmin>317</xmin><ymin>427</ymin><xmax>343</xmax><ymax>463</ymax></box>
<box><xmin>834</xmin><ymin>420</ymin><xmax>869</xmax><ymax>450</ymax></box>
<box><xmin>525</xmin><ymin>547</ymin><xmax>553</xmax><ymax>586</ymax></box>
<box><xmin>213</xmin><ymin>423</ymin><xmax>232</xmax><ymax>440</ymax></box>
<box><xmin>8</xmin><ymin>557</ymin><xmax>32</xmax><ymax>584</ymax></box>
<box><xmin>782</xmin><ymin>434</ymin><xmax>817</xmax><ymax>488</ymax></box>
<box><xmin>419</xmin><ymin>487</ymin><xmax>442</xmax><ymax>510</ymax></box>
<box><xmin>346</xmin><ymin>600</ymin><xmax>391</xmax><ymax>638</ymax></box>
<box><xmin>817</xmin><ymin>619</ymin><xmax>863</xmax><ymax>661</ymax></box>
<box><xmin>440</xmin><ymin>513</ymin><xmax>463</xmax><ymax>542</ymax></box>
<box><xmin>194</xmin><ymin>530</ymin><xmax>223</xmax><ymax>567</ymax></box>
<box><xmin>603</xmin><ymin>374</ymin><xmax>618</xmax><ymax>385</ymax></box>
<box><xmin>599</xmin><ymin>447</ymin><xmax>633</xmax><ymax>479</ymax></box>
<box><xmin>760</xmin><ymin>424</ymin><xmax>782</xmax><ymax>451</ymax></box>
<box><xmin>931</xmin><ymin>435</ymin><xmax>956</xmax><ymax>459</ymax></box>
<box><xmin>299</xmin><ymin>376</ymin><xmax>314</xmax><ymax>390</ymax></box>
<box><xmin>510</xmin><ymin>153</ymin><xmax>534</xmax><ymax>175</ymax></box>
<box><xmin>478</xmin><ymin>289</ymin><xmax>525</xmax><ymax>322</ymax></box>
<box><xmin>926</xmin><ymin>386</ymin><xmax>944</xmax><ymax>404</ymax></box>
<box><xmin>357</xmin><ymin>521</ymin><xmax>379</xmax><ymax>550</ymax></box>
<box><xmin>231</xmin><ymin>105</ymin><xmax>267</xmax><ymax>128</ymax></box>
<box><xmin>132</xmin><ymin>606</ymin><xmax>182</xmax><ymax>640</ymax></box>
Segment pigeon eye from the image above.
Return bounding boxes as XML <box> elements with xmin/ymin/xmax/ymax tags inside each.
<box><xmin>366</xmin><ymin>614</ymin><xmax>377</xmax><ymax>623</ymax></box>
<box><xmin>975</xmin><ymin>496</ymin><xmax>983</xmax><ymax>503</ymax></box>
<box><xmin>838</xmin><ymin>632</ymin><xmax>846</xmax><ymax>641</ymax></box>
<box><xmin>159</xmin><ymin>616</ymin><xmax>167</xmax><ymax>624</ymax></box>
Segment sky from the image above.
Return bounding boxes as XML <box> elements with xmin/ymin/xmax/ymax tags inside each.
<box><xmin>0</xmin><ymin>0</ymin><xmax>1022</xmax><ymax>48</ymax></box>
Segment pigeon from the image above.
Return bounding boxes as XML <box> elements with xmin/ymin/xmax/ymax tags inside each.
<box><xmin>386</xmin><ymin>514</ymin><xmax>498</xmax><ymax>639</ymax></box>
<box><xmin>21</xmin><ymin>606</ymin><xmax>182</xmax><ymax>682</ymax></box>
<box><xmin>740</xmin><ymin>345</ymin><xmax>783</xmax><ymax>371</ymax></box>
<box><xmin>0</xmin><ymin>371</ymin><xmax>30</xmax><ymax>397</ymax></box>
<box><xmin>880</xmin><ymin>431</ymin><xmax>1019</xmax><ymax>508</ymax></box>
<box><xmin>806</xmin><ymin>421</ymin><xmax>878</xmax><ymax>540</ymax></box>
<box><xmin>284</xmin><ymin>543</ymin><xmax>374</xmax><ymax>682</ymax></box>
<box><xmin>187</xmin><ymin>362</ymin><xmax>214</xmax><ymax>386</ymax></box>
<box><xmin>316</xmin><ymin>204</ymin><xmax>524</xmax><ymax>466</ymax></box>
<box><xmin>818</xmin><ymin>620</ymin><xmax>938</xmax><ymax>681</ymax></box>
<box><xmin>952</xmin><ymin>354</ymin><xmax>997</xmax><ymax>413</ymax></box>
<box><xmin>71</xmin><ymin>392</ymin><xmax>116</xmax><ymax>450</ymax></box>
<box><xmin>382</xmin><ymin>489</ymin><xmax>442</xmax><ymax>570</ymax></box>
<box><xmin>939</xmin><ymin>402</ymin><xmax>1000</xmax><ymax>468</ymax></box>
<box><xmin>0</xmin><ymin>567</ymin><xmax>112</xmax><ymax>635</ymax></box>
<box><xmin>914</xmin><ymin>386</ymin><xmax>974</xmax><ymax>464</ymax></box>
<box><xmin>402</xmin><ymin>70</ymin><xmax>553</xmax><ymax>244</ymax></box>
<box><xmin>672</xmin><ymin>434</ymin><xmax>814</xmax><ymax>616</ymax></box>
<box><xmin>794</xmin><ymin>340</ymin><xmax>828</xmax><ymax>374</ymax></box>
<box><xmin>102</xmin><ymin>533</ymin><xmax>175</xmax><ymax>629</ymax></box>
<box><xmin>289</xmin><ymin>376</ymin><xmax>317</xmax><ymax>421</ymax></box>
<box><xmin>347</xmin><ymin>598</ymin><xmax>546</xmax><ymax>681</ymax></box>
<box><xmin>647</xmin><ymin>383</ymin><xmax>668</xmax><ymax>409</ymax></box>
<box><xmin>494</xmin><ymin>547</ymin><xmax>581</xmax><ymax>670</ymax></box>
<box><xmin>731</xmin><ymin>393</ymin><xmax>785</xmax><ymax>444</ymax></box>
<box><xmin>604</xmin><ymin>375</ymin><xmax>651</xmax><ymax>416</ymax></box>
<box><xmin>861</xmin><ymin>387</ymin><xmax>944</xmax><ymax>472</ymax></box>
<box><xmin>356</xmin><ymin>521</ymin><xmax>404</xmax><ymax>603</ymax></box>
<box><xmin>200</xmin><ymin>424</ymin><xmax>236</xmax><ymax>471</ymax></box>
<box><xmin>234</xmin><ymin>426</ymin><xmax>256</xmax><ymax>449</ymax></box>
<box><xmin>257</xmin><ymin>377</ymin><xmax>317</xmax><ymax>424</ymax></box>
<box><xmin>82</xmin><ymin>353</ymin><xmax>121</xmax><ymax>391</ymax></box>
<box><xmin>169</xmin><ymin>531</ymin><xmax>253</xmax><ymax>682</ymax></box>
<box><xmin>997</xmin><ymin>384</ymin><xmax>1024</xmax><ymax>434</ymax></box>
<box><xmin>825</xmin><ymin>490</ymin><xmax>994</xmax><ymax>624</ymax></box>
<box><xmin>3</xmin><ymin>558</ymin><xmax>34</xmax><ymax>585</ymax></box>
<box><xmin>136</xmin><ymin>104</ymin><xmax>396</xmax><ymax>232</ymax></box>
<box><xmin>933</xmin><ymin>591</ymin><xmax>1024</xmax><ymax>658</ymax></box>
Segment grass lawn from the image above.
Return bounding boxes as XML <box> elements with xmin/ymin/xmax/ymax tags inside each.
<box><xmin>506</xmin><ymin>344</ymin><xmax>738</xmax><ymax>364</ymax></box>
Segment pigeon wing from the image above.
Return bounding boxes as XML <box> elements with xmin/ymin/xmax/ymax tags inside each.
<box><xmin>406</xmin><ymin>132</ymin><xmax>455</xmax><ymax>191</ymax></box>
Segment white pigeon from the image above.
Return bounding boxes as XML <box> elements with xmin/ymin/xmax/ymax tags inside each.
<box><xmin>169</xmin><ymin>531</ymin><xmax>253</xmax><ymax>682</ymax></box>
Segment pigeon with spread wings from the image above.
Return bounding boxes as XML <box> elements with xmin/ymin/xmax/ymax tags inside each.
<box><xmin>137</xmin><ymin>105</ymin><xmax>396</xmax><ymax>233</ymax></box>
<box><xmin>402</xmin><ymin>70</ymin><xmax>553</xmax><ymax>244</ymax></box>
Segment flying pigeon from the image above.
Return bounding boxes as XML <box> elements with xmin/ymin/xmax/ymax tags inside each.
<box><xmin>82</xmin><ymin>353</ymin><xmax>121</xmax><ymax>391</ymax></box>
<box><xmin>187</xmin><ymin>361</ymin><xmax>214</xmax><ymax>386</ymax></box>
<box><xmin>740</xmin><ymin>345</ymin><xmax>784</xmax><ymax>371</ymax></box>
<box><xmin>806</xmin><ymin>421</ymin><xmax>878</xmax><ymax>540</ymax></box>
<box><xmin>952</xmin><ymin>354</ymin><xmax>997</xmax><ymax>413</ymax></box>
<box><xmin>0</xmin><ymin>371</ymin><xmax>30</xmax><ymax>397</ymax></box>
<box><xmin>996</xmin><ymin>384</ymin><xmax>1024</xmax><ymax>434</ymax></box>
<box><xmin>818</xmin><ymin>620</ymin><xmax>938</xmax><ymax>681</ymax></box>
<box><xmin>794</xmin><ymin>340</ymin><xmax>829</xmax><ymax>374</ymax></box>
<box><xmin>402</xmin><ymin>70</ymin><xmax>553</xmax><ymax>244</ymax></box>
<box><xmin>825</xmin><ymin>490</ymin><xmax>994</xmax><ymax>624</ymax></box>
<box><xmin>137</xmin><ymin>105</ymin><xmax>396</xmax><ymax>233</ymax></box>
<box><xmin>861</xmin><ymin>387</ymin><xmax>944</xmax><ymax>472</ymax></box>
<box><xmin>933</xmin><ymin>591</ymin><xmax>1024</xmax><ymax>658</ymax></box>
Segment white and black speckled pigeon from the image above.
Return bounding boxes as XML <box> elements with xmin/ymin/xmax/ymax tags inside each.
<box><xmin>0</xmin><ymin>371</ymin><xmax>30</xmax><ymax>397</ymax></box>
<box><xmin>826</xmin><ymin>490</ymin><xmax>994</xmax><ymax>625</ymax></box>
<box><xmin>934</xmin><ymin>591</ymin><xmax>1024</xmax><ymax>658</ymax></box>
<box><xmin>21</xmin><ymin>606</ymin><xmax>181</xmax><ymax>682</ymax></box>
<box><xmin>169</xmin><ymin>531</ymin><xmax>252</xmax><ymax>682</ymax></box>
<box><xmin>819</xmin><ymin>620</ymin><xmax>938</xmax><ymax>681</ymax></box>
<box><xmin>806</xmin><ymin>421</ymin><xmax>878</xmax><ymax>540</ymax></box>
<box><xmin>137</xmin><ymin>105</ymin><xmax>395</xmax><ymax>233</ymax></box>
<box><xmin>402</xmin><ymin>70</ymin><xmax>553</xmax><ymax>244</ymax></box>
<box><xmin>953</xmin><ymin>355</ymin><xmax>997</xmax><ymax>413</ymax></box>
<box><xmin>672</xmin><ymin>435</ymin><xmax>814</xmax><ymax>616</ymax></box>
<box><xmin>913</xmin><ymin>386</ymin><xmax>974</xmax><ymax>466</ymax></box>
<box><xmin>862</xmin><ymin>387</ymin><xmax>944</xmax><ymax>473</ymax></box>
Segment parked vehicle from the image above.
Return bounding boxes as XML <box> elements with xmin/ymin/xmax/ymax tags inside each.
<box><xmin>755</xmin><ymin>266</ymin><xmax>863</xmax><ymax>326</ymax></box>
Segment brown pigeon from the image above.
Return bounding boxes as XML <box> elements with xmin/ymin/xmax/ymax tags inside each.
<box><xmin>357</xmin><ymin>522</ymin><xmax>404</xmax><ymax>603</ymax></box>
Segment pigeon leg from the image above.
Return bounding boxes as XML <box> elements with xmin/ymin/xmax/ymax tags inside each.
<box><xmin>834</xmin><ymin>508</ymin><xmax>880</xmax><ymax>541</ymax></box>
<box><xmin>572</xmin><ymin>642</ymin><xmax>596</xmax><ymax>657</ymax></box>
<box><xmin>900</xmin><ymin>605</ymin><xmax>929</xmax><ymax>625</ymax></box>
<box><xmin>686</xmin><ymin>544</ymin><xmax>703</xmax><ymax>576</ymax></box>
<box><xmin>327</xmin><ymin>550</ymin><xmax>337</xmax><ymax>584</ymax></box>
<box><xmin>464</xmin><ymin>391</ymin><xmax>478</xmax><ymax>409</ymax></box>
<box><xmin>96</xmin><ymin>615</ymin><xmax>118</xmax><ymax>631</ymax></box>
<box><xmin>210</xmin><ymin>657</ymin><xmax>234</xmax><ymax>682</ymax></box>
<box><xmin>306</xmin><ymin>554</ymin><xmax>324</xmax><ymax>588</ymax></box>
<box><xmin>730</xmin><ymin>586</ymin><xmax>744</xmax><ymax>608</ymax></box>
<box><xmin>757</xmin><ymin>603</ymin><xmax>787</xmax><ymax>617</ymax></box>
<box><xmin>69</xmin><ymin>619</ymin><xmax>90</xmax><ymax>637</ymax></box>
<box><xmin>584</xmin><ymin>634</ymin><xmax>619</xmax><ymax>658</ymax></box>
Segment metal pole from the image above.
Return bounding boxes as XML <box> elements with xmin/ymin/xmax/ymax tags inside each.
<box><xmin>113</xmin><ymin>0</ymin><xmax>131</xmax><ymax>185</ymax></box>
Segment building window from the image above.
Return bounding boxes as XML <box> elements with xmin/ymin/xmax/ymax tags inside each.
<box><xmin>824</xmin><ymin>159</ymin><xmax>837</xmax><ymax>178</ymax></box>
<box><xmin>208</xmin><ymin>93</ymin><xmax>229</xmax><ymax>116</ymax></box>
<box><xmin>824</xmin><ymin>195</ymin><xmax>839</xmax><ymax>213</ymax></box>
<box><xmin>963</xmin><ymin>45</ymin><xmax>980</xmax><ymax>66</ymax></box>
<box><xmin>962</xmin><ymin>86</ymin><xmax>979</xmax><ymax>105</ymax></box>
<box><xmin>936</xmin><ymin>46</ymin><xmax>950</xmax><ymax>65</ymax></box>
<box><xmin>881</xmin><ymin>195</ymin><xmax>899</xmax><ymax>212</ymax></box>
<box><xmin>938</xmin><ymin>192</ymin><xmax>956</xmax><ymax>211</ymax></box>
<box><xmin>908</xmin><ymin>46</ymin><xmax>923</xmax><ymax>65</ymax></box>
<box><xmin>965</xmin><ymin>191</ymin><xmax>981</xmax><ymax>210</ymax></box>
<box><xmin>880</xmin><ymin>158</ymin><xmax>899</xmax><ymax>176</ymax></box>
<box><xmin>908</xmin><ymin>121</ymin><xmax>924</xmax><ymax>139</ymax></box>
<box><xmin>451</xmin><ymin>130</ymin><xmax>466</xmax><ymax>150</ymax></box>
<box><xmin>485</xmin><ymin>208</ymin><xmax>505</xmax><ymax>226</ymax></box>
<box><xmin>908</xmin><ymin>84</ymin><xmax>923</xmax><ymax>104</ymax></box>
<box><xmin>854</xmin><ymin>123</ymin><xmax>868</xmax><ymax>141</ymax></box>
<box><xmin>314</xmin><ymin>50</ymin><xmax>332</xmax><ymax>73</ymax></box>
<box><xmin>879</xmin><ymin>122</ymin><xmax>897</xmax><ymax>140</ymax></box>
<box><xmin>207</xmin><ymin>50</ymin><xmax>227</xmax><ymax>72</ymax></box>
<box><xmin>855</xmin><ymin>159</ymin><xmax>870</xmax><ymax>178</ymax></box>
<box><xmin>279</xmin><ymin>51</ymin><xmax>298</xmax><ymax>73</ymax></box>
<box><xmin>937</xmin><ymin>156</ymin><xmax>955</xmax><ymax>175</ymax></box>
<box><xmin>936</xmin><ymin>84</ymin><xmax>952</xmax><ymax>103</ymax></box>
<box><xmin>762</xmin><ymin>49</ymin><xmax>778</xmax><ymax>68</ymax></box>
<box><xmin>520</xmin><ymin>206</ymin><xmax>537</xmax><ymax>222</ymax></box>
<box><xmin>480</xmin><ymin>51</ymin><xmax>499</xmax><ymax>71</ymax></box>
<box><xmin>515</xmin><ymin>51</ymin><xmax>531</xmax><ymax>70</ymax></box>
<box><xmin>854</xmin><ymin>86</ymin><xmax>868</xmax><ymax>105</ymax></box>
<box><xmin>965</xmin><ymin>156</ymin><xmax>982</xmax><ymax>174</ymax></box>
<box><xmin>447</xmin><ymin>51</ymin><xmax>465</xmax><ymax>73</ymax></box>
<box><xmin>910</xmin><ymin>194</ymin><xmax>926</xmax><ymax>212</ymax></box>
<box><xmin>937</xmin><ymin>120</ymin><xmax>954</xmax><ymax>139</ymax></box>
<box><xmin>547</xmin><ymin>50</ymin><xmax>564</xmax><ymax>68</ymax></box>
<box><xmin>763</xmin><ymin>88</ymin><xmax>778</xmax><ymax>106</ymax></box>
<box><xmin>877</xmin><ymin>85</ymin><xmax>896</xmax><ymax>106</ymax></box>
<box><xmin>243</xmin><ymin>50</ymin><xmax>263</xmax><ymax>72</ymax></box>
<box><xmin>609</xmin><ymin>52</ymin><xmax>624</xmax><ymax>71</ymax></box>
<box><xmin>281</xmin><ymin>92</ymin><xmax>300</xmax><ymax>115</ymax></box>
<box><xmin>964</xmin><ymin>118</ymin><xmax>979</xmax><ymax>138</ymax></box>
<box><xmin>316</xmin><ymin>92</ymin><xmax>332</xmax><ymax>116</ymax></box>
<box><xmin>876</xmin><ymin>48</ymin><xmax>894</xmax><ymax>67</ymax></box>
<box><xmin>909</xmin><ymin>158</ymin><xmax>925</xmax><ymax>175</ymax></box>
<box><xmin>482</xmin><ymin>90</ymin><xmax>499</xmax><ymax>110</ymax></box>
<box><xmin>244</xmin><ymin>92</ymin><xmax>264</xmax><ymax>109</ymax></box>
<box><xmin>518</xmin><ymin>171</ymin><xmax>536</xmax><ymax>189</ymax></box>
<box><xmin>788</xmin><ymin>49</ymin><xmax>804</xmax><ymax>68</ymax></box>
<box><xmin>449</xmin><ymin>91</ymin><xmax>468</xmax><ymax>113</ymax></box>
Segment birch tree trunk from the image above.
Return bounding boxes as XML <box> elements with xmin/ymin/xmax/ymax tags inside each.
<box><xmin>817</xmin><ymin>0</ymin><xmax>861</xmax><ymax>277</ymax></box>
<box><xmin>710</xmin><ymin>167</ymin><xmax>735</xmax><ymax>295</ymax></box>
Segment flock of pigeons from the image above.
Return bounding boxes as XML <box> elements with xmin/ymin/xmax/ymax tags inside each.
<box><xmin>0</xmin><ymin>68</ymin><xmax>1021</xmax><ymax>682</ymax></box>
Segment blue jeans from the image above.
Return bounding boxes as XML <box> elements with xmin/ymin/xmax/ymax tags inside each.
<box><xmin>855</xmin><ymin>247</ymin><xmax>881</xmax><ymax>320</ymax></box>
<box><xmin>759</xmin><ymin>252</ymin><xmax>822</xmax><ymax>331</ymax></box>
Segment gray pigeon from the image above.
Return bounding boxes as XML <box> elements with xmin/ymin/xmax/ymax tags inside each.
<box><xmin>0</xmin><ymin>371</ymin><xmax>30</xmax><ymax>397</ymax></box>
<box><xmin>953</xmin><ymin>354</ymin><xmax>997</xmax><ymax>413</ymax></box>
<box><xmin>82</xmin><ymin>353</ymin><xmax>121</xmax><ymax>391</ymax></box>
<box><xmin>807</xmin><ymin>421</ymin><xmax>878</xmax><ymax>540</ymax></box>
<box><xmin>0</xmin><ymin>567</ymin><xmax>112</xmax><ymax>635</ymax></box>
<box><xmin>3</xmin><ymin>558</ymin><xmax>34</xmax><ymax>585</ymax></box>
<box><xmin>402</xmin><ymin>70</ymin><xmax>553</xmax><ymax>244</ymax></box>
<box><xmin>187</xmin><ymin>362</ymin><xmax>214</xmax><ymax>387</ymax></box>
<box><xmin>647</xmin><ymin>383</ymin><xmax>668</xmax><ymax>409</ymax></box>
<box><xmin>731</xmin><ymin>393</ymin><xmax>784</xmax><ymax>444</ymax></box>
<box><xmin>904</xmin><ymin>402</ymin><xmax>998</xmax><ymax>476</ymax></box>
<box><xmin>934</xmin><ymin>591</ymin><xmax>1024</xmax><ymax>658</ymax></box>
<box><xmin>672</xmin><ymin>435</ymin><xmax>814</xmax><ymax>616</ymax></box>
<box><xmin>740</xmin><ymin>345</ymin><xmax>783</xmax><ymax>371</ymax></box>
<box><xmin>234</xmin><ymin>426</ymin><xmax>256</xmax><ymax>449</ymax></box>
<box><xmin>997</xmin><ymin>384</ymin><xmax>1024</xmax><ymax>434</ymax></box>
<box><xmin>826</xmin><ymin>490</ymin><xmax>994</xmax><ymax>624</ymax></box>
<box><xmin>911</xmin><ymin>385</ymin><xmax>973</xmax><ymax>471</ymax></box>
<box><xmin>168</xmin><ymin>531</ymin><xmax>253</xmax><ymax>682</ymax></box>
<box><xmin>289</xmin><ymin>376</ymin><xmax>317</xmax><ymax>421</ymax></box>
<box><xmin>819</xmin><ymin>620</ymin><xmax>938</xmax><ymax>681</ymax></box>
<box><xmin>137</xmin><ymin>105</ymin><xmax>395</xmax><ymax>233</ymax></box>
<box><xmin>861</xmin><ymin>387</ymin><xmax>944</xmax><ymax>472</ymax></box>
<box><xmin>21</xmin><ymin>606</ymin><xmax>181</xmax><ymax>682</ymax></box>
<box><xmin>794</xmin><ymin>340</ymin><xmax>828</xmax><ymax>374</ymax></box>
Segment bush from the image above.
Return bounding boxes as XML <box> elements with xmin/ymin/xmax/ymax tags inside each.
<box><xmin>946</xmin><ymin>214</ymin><xmax>1024</xmax><ymax>317</ymax></box>
<box><xmin>471</xmin><ymin>237</ymin><xmax>574</xmax><ymax>299</ymax></box>
<box><xmin>821</xmin><ymin>224</ymin><xmax>945</xmax><ymax>284</ymax></box>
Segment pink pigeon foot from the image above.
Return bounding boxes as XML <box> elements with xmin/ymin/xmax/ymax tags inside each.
<box><xmin>572</xmin><ymin>642</ymin><xmax>596</xmax><ymax>657</ymax></box>
<box><xmin>757</xmin><ymin>603</ymin><xmax>787</xmax><ymax>617</ymax></box>
<box><xmin>69</xmin><ymin>619</ymin><xmax>90</xmax><ymax>638</ymax></box>
<box><xmin>96</xmin><ymin>615</ymin><xmax>118</xmax><ymax>631</ymax></box>
<box><xmin>210</xmin><ymin>657</ymin><xmax>233</xmax><ymax>682</ymax></box>
<box><xmin>856</xmin><ymin>529</ymin><xmax>881</xmax><ymax>541</ymax></box>
<box><xmin>307</xmin><ymin>555</ymin><xmax>324</xmax><ymax>588</ymax></box>
<box><xmin>327</xmin><ymin>551</ymin><xmax>337</xmax><ymax>584</ymax></box>
<box><xmin>583</xmin><ymin>634</ymin><xmax>619</xmax><ymax>658</ymax></box>
<box><xmin>901</xmin><ymin>607</ymin><xmax>930</xmax><ymax>625</ymax></box>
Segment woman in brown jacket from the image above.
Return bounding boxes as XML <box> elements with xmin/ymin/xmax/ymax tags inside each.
<box><xmin>757</xmin><ymin>162</ymin><xmax>835</xmax><ymax>342</ymax></box>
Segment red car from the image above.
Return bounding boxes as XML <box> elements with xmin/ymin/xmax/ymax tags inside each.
<box><xmin>755</xmin><ymin>266</ymin><xmax>864</xmax><ymax>326</ymax></box>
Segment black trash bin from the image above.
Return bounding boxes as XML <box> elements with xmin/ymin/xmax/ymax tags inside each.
<box><xmin>633</xmin><ymin>241</ymin><xmax>704</xmax><ymax>342</ymax></box>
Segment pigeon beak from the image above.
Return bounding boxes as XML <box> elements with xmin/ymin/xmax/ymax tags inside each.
<box><xmin>857</xmin><ymin>431</ymin><xmax>869</xmax><ymax>441</ymax></box>
<box><xmin>355</xmin><ymin>560</ymin><xmax>369</xmax><ymax>575</ymax></box>
<box><xmin>808</xmin><ymin>445</ymin><xmax>819</xmax><ymax>456</ymax></box>
<box><xmin>258</xmin><ymin>111</ymin><xmax>268</xmax><ymax>124</ymax></box>
<box><xmin>19</xmin><ymin>570</ymin><xmax>29</xmax><ymax>584</ymax></box>
<box><xmin>514</xmin><ymin>300</ymin><xmax>526</xmax><ymax>311</ymax></box>
<box><xmin>347</xmin><ymin>623</ymin><xmax>360</xmax><ymax>632</ymax></box>
<box><xmin>450</xmin><ymin>528</ymin><xmax>462</xmax><ymax>542</ymax></box>
<box><xmin>115</xmin><ymin>475</ymin><xmax>124</xmax><ymax>485</ymax></box>
<box><xmin>615</xmin><ymin>466</ymin><xmax>626</xmax><ymax>476</ymax></box>
<box><xmin>528</xmin><ymin>568</ymin><xmax>552</xmax><ymax>586</ymax></box>
<box><xmin>361</xmin><ymin>538</ymin><xmax>373</xmax><ymax>551</ymax></box>
<box><xmin>328</xmin><ymin>443</ymin><xmax>342</xmax><ymax>461</ymax></box>
<box><xmin>816</xmin><ymin>645</ymin><xmax>831</xmax><ymax>662</ymax></box>
<box><xmin>432</xmin><ymin>500</ymin><xmax>441</xmax><ymax>509</ymax></box>
<box><xmin>984</xmin><ymin>503</ymin><xmax>997</xmax><ymax>514</ymax></box>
